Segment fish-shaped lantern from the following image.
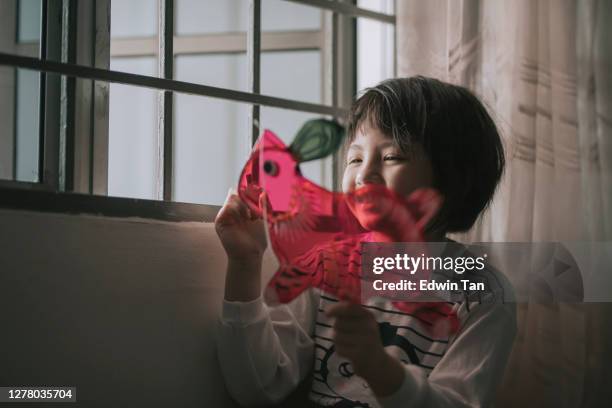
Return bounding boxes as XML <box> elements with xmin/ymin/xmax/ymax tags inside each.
<box><xmin>238</xmin><ymin>119</ymin><xmax>458</xmax><ymax>335</ymax></box>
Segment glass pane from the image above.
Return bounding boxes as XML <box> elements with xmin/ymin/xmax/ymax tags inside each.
<box><xmin>0</xmin><ymin>0</ymin><xmax>42</xmax><ymax>58</ymax></box>
<box><xmin>0</xmin><ymin>68</ymin><xmax>40</xmax><ymax>183</ymax></box>
<box><xmin>259</xmin><ymin>107</ymin><xmax>333</xmax><ymax>191</ymax></box>
<box><xmin>176</xmin><ymin>0</ymin><xmax>246</xmax><ymax>35</ymax></box>
<box><xmin>0</xmin><ymin>66</ymin><xmax>41</xmax><ymax>183</ymax></box>
<box><xmin>357</xmin><ymin>0</ymin><xmax>394</xmax><ymax>14</ymax></box>
<box><xmin>110</xmin><ymin>55</ymin><xmax>158</xmax><ymax>77</ymax></box>
<box><xmin>18</xmin><ymin>0</ymin><xmax>42</xmax><ymax>42</ymax></box>
<box><xmin>173</xmin><ymin>95</ymin><xmax>250</xmax><ymax>205</ymax></box>
<box><xmin>0</xmin><ymin>1</ymin><xmax>45</xmax><ymax>183</ymax></box>
<box><xmin>110</xmin><ymin>0</ymin><xmax>157</xmax><ymax>38</ymax></box>
<box><xmin>15</xmin><ymin>68</ymin><xmax>42</xmax><ymax>182</ymax></box>
<box><xmin>259</xmin><ymin>49</ymin><xmax>327</xmax><ymax>188</ymax></box>
<box><xmin>174</xmin><ymin>53</ymin><xmax>246</xmax><ymax>91</ymax></box>
<box><xmin>0</xmin><ymin>66</ymin><xmax>14</xmax><ymax>180</ymax></box>
<box><xmin>357</xmin><ymin>4</ymin><xmax>395</xmax><ymax>89</ymax></box>
<box><xmin>261</xmin><ymin>50</ymin><xmax>321</xmax><ymax>104</ymax></box>
<box><xmin>261</xmin><ymin>0</ymin><xmax>321</xmax><ymax>32</ymax></box>
<box><xmin>110</xmin><ymin>0</ymin><xmax>158</xmax><ymax>76</ymax></box>
<box><xmin>108</xmin><ymin>58</ymin><xmax>158</xmax><ymax>200</ymax></box>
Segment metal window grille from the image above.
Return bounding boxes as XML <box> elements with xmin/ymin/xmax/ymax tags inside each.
<box><xmin>0</xmin><ymin>0</ymin><xmax>396</xmax><ymax>221</ymax></box>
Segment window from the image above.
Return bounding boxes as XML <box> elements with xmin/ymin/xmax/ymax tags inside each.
<box><xmin>0</xmin><ymin>0</ymin><xmax>395</xmax><ymax>221</ymax></box>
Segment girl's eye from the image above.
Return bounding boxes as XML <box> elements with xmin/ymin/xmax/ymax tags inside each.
<box><xmin>384</xmin><ymin>155</ymin><xmax>404</xmax><ymax>161</ymax></box>
<box><xmin>347</xmin><ymin>157</ymin><xmax>362</xmax><ymax>165</ymax></box>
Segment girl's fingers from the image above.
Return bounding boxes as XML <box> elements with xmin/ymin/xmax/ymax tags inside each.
<box><xmin>327</xmin><ymin>302</ymin><xmax>378</xmax><ymax>337</ymax></box>
<box><xmin>247</xmin><ymin>191</ymin><xmax>266</xmax><ymax>220</ymax></box>
<box><xmin>333</xmin><ymin>332</ymin><xmax>369</xmax><ymax>348</ymax></box>
<box><xmin>258</xmin><ymin>191</ymin><xmax>270</xmax><ymax>214</ymax></box>
<box><xmin>216</xmin><ymin>192</ymin><xmax>251</xmax><ymax>224</ymax></box>
<box><xmin>333</xmin><ymin>318</ymin><xmax>369</xmax><ymax>333</ymax></box>
<box><xmin>233</xmin><ymin>195</ymin><xmax>251</xmax><ymax>220</ymax></box>
<box><xmin>227</xmin><ymin>192</ymin><xmax>248</xmax><ymax>217</ymax></box>
<box><xmin>332</xmin><ymin>341</ymin><xmax>360</xmax><ymax>357</ymax></box>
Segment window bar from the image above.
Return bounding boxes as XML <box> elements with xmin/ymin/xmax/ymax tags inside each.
<box><xmin>332</xmin><ymin>2</ymin><xmax>357</xmax><ymax>191</ymax></box>
<box><xmin>285</xmin><ymin>0</ymin><xmax>395</xmax><ymax>24</ymax></box>
<box><xmin>247</xmin><ymin>0</ymin><xmax>261</xmax><ymax>146</ymax></box>
<box><xmin>59</xmin><ymin>0</ymin><xmax>77</xmax><ymax>192</ymax></box>
<box><xmin>330</xmin><ymin>11</ymin><xmax>340</xmax><ymax>190</ymax></box>
<box><xmin>0</xmin><ymin>52</ymin><xmax>347</xmax><ymax>117</ymax></box>
<box><xmin>38</xmin><ymin>0</ymin><xmax>48</xmax><ymax>185</ymax></box>
<box><xmin>392</xmin><ymin>0</ymin><xmax>397</xmax><ymax>77</ymax></box>
<box><xmin>70</xmin><ymin>0</ymin><xmax>95</xmax><ymax>194</ymax></box>
<box><xmin>3</xmin><ymin>0</ymin><xmax>16</xmax><ymax>181</ymax></box>
<box><xmin>323</xmin><ymin>9</ymin><xmax>340</xmax><ymax>189</ymax></box>
<box><xmin>158</xmin><ymin>0</ymin><xmax>174</xmax><ymax>201</ymax></box>
<box><xmin>41</xmin><ymin>0</ymin><xmax>63</xmax><ymax>190</ymax></box>
<box><xmin>91</xmin><ymin>0</ymin><xmax>110</xmax><ymax>196</ymax></box>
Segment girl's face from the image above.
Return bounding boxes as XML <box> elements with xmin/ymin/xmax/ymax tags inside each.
<box><xmin>342</xmin><ymin>123</ymin><xmax>434</xmax><ymax>196</ymax></box>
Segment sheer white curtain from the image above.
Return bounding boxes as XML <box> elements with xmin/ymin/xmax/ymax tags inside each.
<box><xmin>397</xmin><ymin>0</ymin><xmax>611</xmax><ymax>243</ymax></box>
<box><xmin>397</xmin><ymin>0</ymin><xmax>611</xmax><ymax>406</ymax></box>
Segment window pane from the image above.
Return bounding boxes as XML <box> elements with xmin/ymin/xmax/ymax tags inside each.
<box><xmin>261</xmin><ymin>0</ymin><xmax>321</xmax><ymax>32</ymax></box>
<box><xmin>357</xmin><ymin>0</ymin><xmax>394</xmax><ymax>14</ymax></box>
<box><xmin>260</xmin><ymin>50</ymin><xmax>328</xmax><ymax>189</ymax></box>
<box><xmin>259</xmin><ymin>107</ymin><xmax>333</xmax><ymax>191</ymax></box>
<box><xmin>108</xmin><ymin>58</ymin><xmax>158</xmax><ymax>200</ymax></box>
<box><xmin>176</xmin><ymin>0</ymin><xmax>321</xmax><ymax>34</ymax></box>
<box><xmin>18</xmin><ymin>0</ymin><xmax>42</xmax><ymax>43</ymax></box>
<box><xmin>110</xmin><ymin>0</ymin><xmax>157</xmax><ymax>38</ymax></box>
<box><xmin>15</xmin><ymin>68</ymin><xmax>41</xmax><ymax>182</ymax></box>
<box><xmin>110</xmin><ymin>55</ymin><xmax>158</xmax><ymax>77</ymax></box>
<box><xmin>357</xmin><ymin>1</ymin><xmax>395</xmax><ymax>89</ymax></box>
<box><xmin>261</xmin><ymin>50</ymin><xmax>321</xmax><ymax>104</ymax></box>
<box><xmin>176</xmin><ymin>0</ymin><xmax>246</xmax><ymax>35</ymax></box>
<box><xmin>173</xmin><ymin>95</ymin><xmax>249</xmax><ymax>205</ymax></box>
<box><xmin>110</xmin><ymin>0</ymin><xmax>158</xmax><ymax>75</ymax></box>
<box><xmin>0</xmin><ymin>66</ymin><xmax>14</xmax><ymax>180</ymax></box>
<box><xmin>0</xmin><ymin>66</ymin><xmax>42</xmax><ymax>183</ymax></box>
<box><xmin>172</xmin><ymin>54</ymin><xmax>246</xmax><ymax>202</ymax></box>
<box><xmin>0</xmin><ymin>0</ymin><xmax>42</xmax><ymax>58</ymax></box>
<box><xmin>174</xmin><ymin>53</ymin><xmax>246</xmax><ymax>91</ymax></box>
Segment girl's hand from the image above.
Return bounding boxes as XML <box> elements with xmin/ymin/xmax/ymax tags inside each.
<box><xmin>215</xmin><ymin>190</ymin><xmax>267</xmax><ymax>263</ymax></box>
<box><xmin>326</xmin><ymin>302</ymin><xmax>385</xmax><ymax>376</ymax></box>
<box><xmin>326</xmin><ymin>301</ymin><xmax>405</xmax><ymax>397</ymax></box>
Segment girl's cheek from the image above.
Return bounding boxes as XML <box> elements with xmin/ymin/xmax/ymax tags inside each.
<box><xmin>341</xmin><ymin>168</ymin><xmax>355</xmax><ymax>193</ymax></box>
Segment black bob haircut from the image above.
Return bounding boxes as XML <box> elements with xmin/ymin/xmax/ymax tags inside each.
<box><xmin>346</xmin><ymin>76</ymin><xmax>505</xmax><ymax>233</ymax></box>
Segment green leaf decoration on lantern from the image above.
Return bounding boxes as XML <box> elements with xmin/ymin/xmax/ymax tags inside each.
<box><xmin>289</xmin><ymin>119</ymin><xmax>345</xmax><ymax>163</ymax></box>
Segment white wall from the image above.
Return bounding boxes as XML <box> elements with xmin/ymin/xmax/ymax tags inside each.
<box><xmin>0</xmin><ymin>208</ymin><xmax>277</xmax><ymax>407</ymax></box>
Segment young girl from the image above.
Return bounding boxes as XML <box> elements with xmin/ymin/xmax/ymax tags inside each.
<box><xmin>214</xmin><ymin>77</ymin><xmax>516</xmax><ymax>407</ymax></box>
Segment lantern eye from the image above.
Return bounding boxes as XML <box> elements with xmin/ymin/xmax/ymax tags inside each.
<box><xmin>338</xmin><ymin>362</ymin><xmax>354</xmax><ymax>378</ymax></box>
<box><xmin>263</xmin><ymin>160</ymin><xmax>279</xmax><ymax>176</ymax></box>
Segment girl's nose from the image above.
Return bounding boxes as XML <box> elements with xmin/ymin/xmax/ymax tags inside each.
<box><xmin>355</xmin><ymin>162</ymin><xmax>384</xmax><ymax>187</ymax></box>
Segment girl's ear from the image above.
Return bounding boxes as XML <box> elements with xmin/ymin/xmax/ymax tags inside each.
<box><xmin>289</xmin><ymin>119</ymin><xmax>344</xmax><ymax>163</ymax></box>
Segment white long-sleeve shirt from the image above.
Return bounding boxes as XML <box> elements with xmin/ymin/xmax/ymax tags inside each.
<box><xmin>216</xmin><ymin>266</ymin><xmax>517</xmax><ymax>407</ymax></box>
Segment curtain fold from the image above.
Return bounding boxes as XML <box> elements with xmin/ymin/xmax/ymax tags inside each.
<box><xmin>396</xmin><ymin>0</ymin><xmax>611</xmax><ymax>406</ymax></box>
